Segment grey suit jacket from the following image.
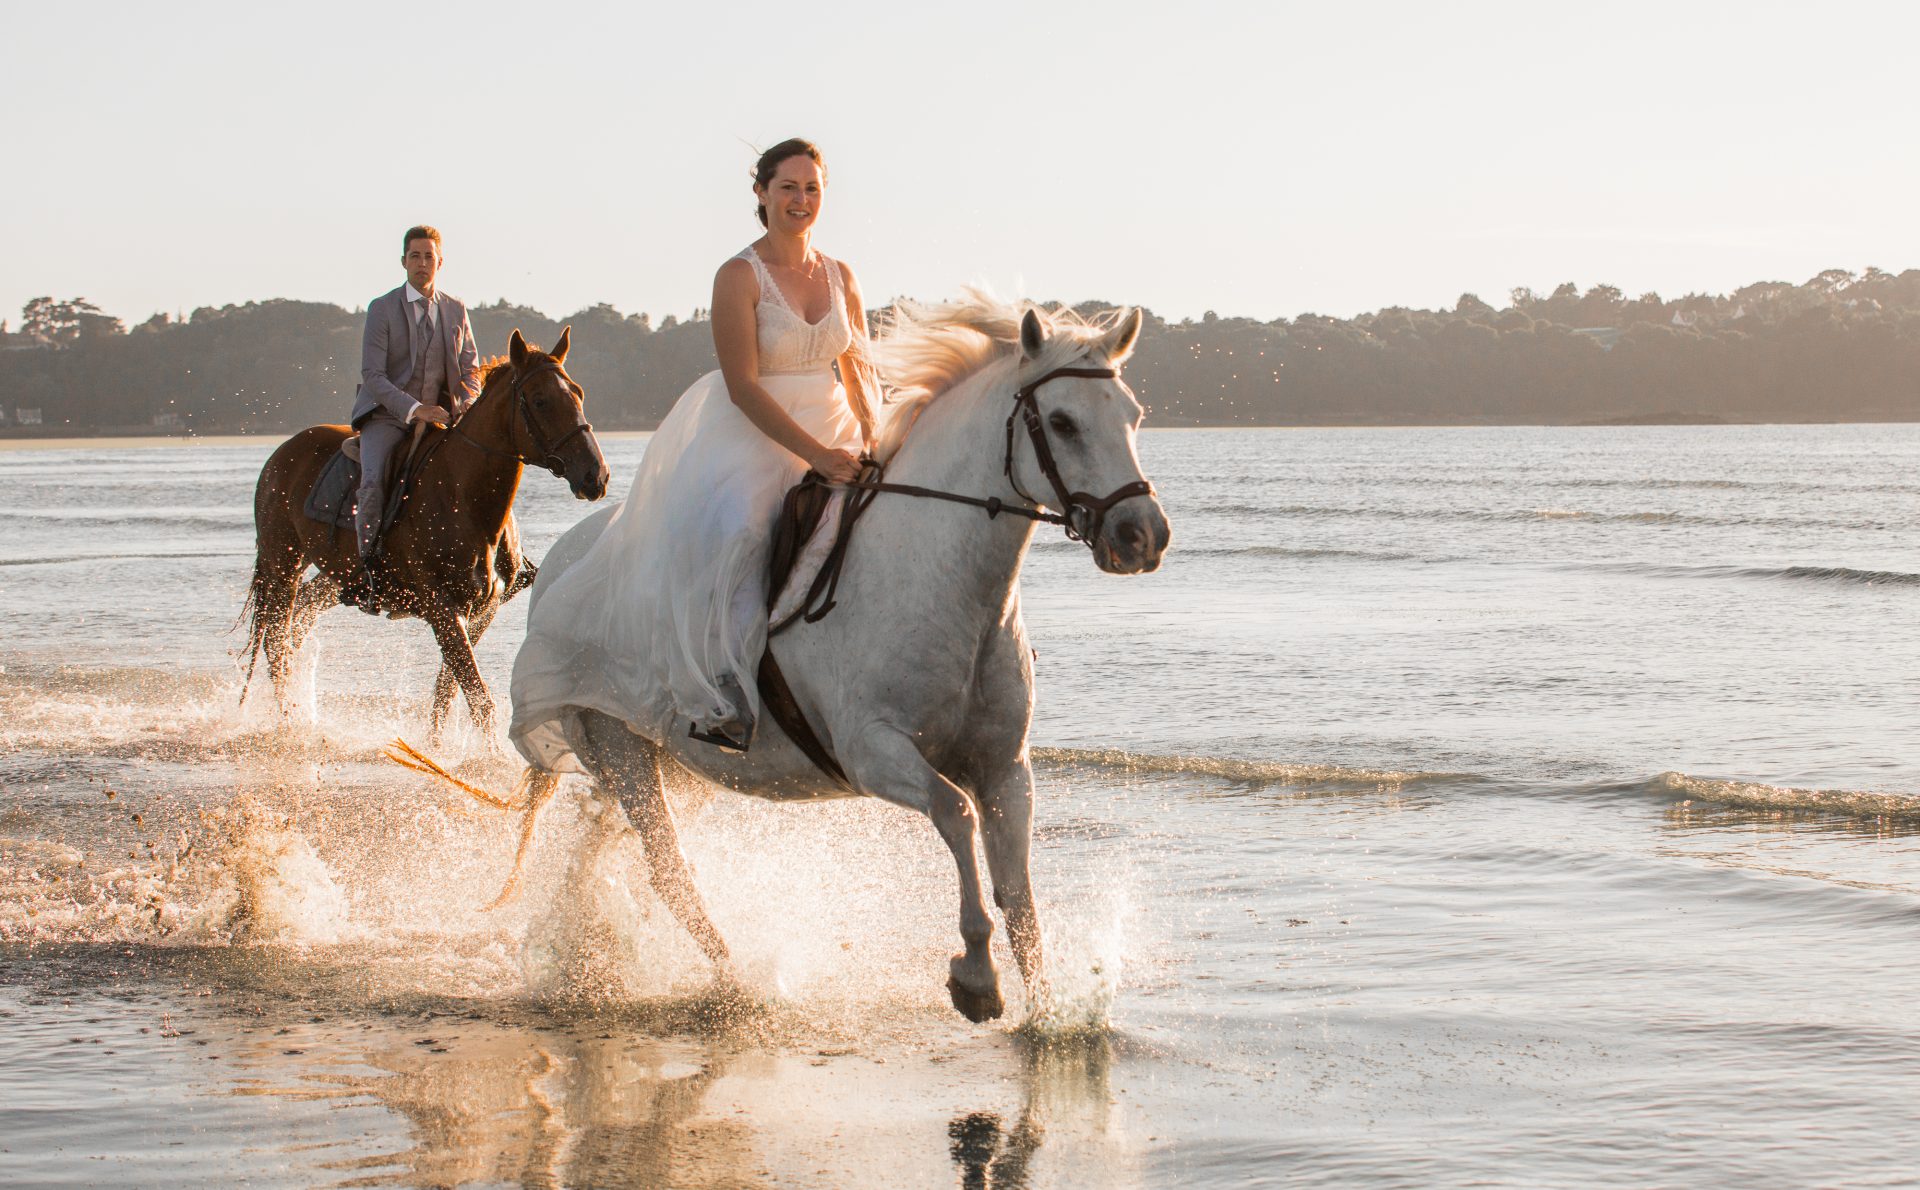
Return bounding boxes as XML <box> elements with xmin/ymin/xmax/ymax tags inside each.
<box><xmin>351</xmin><ymin>285</ymin><xmax>482</xmax><ymax>429</ymax></box>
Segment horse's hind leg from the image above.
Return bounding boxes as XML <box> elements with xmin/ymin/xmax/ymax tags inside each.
<box><xmin>849</xmin><ymin>724</ymin><xmax>1003</xmax><ymax>1022</ymax></box>
<box><xmin>252</xmin><ymin>556</ymin><xmax>304</xmax><ymax>717</ymax></box>
<box><xmin>976</xmin><ymin>758</ymin><xmax>1047</xmax><ymax>1006</ymax></box>
<box><xmin>573</xmin><ymin>710</ymin><xmax>732</xmax><ymax>971</ymax></box>
<box><xmin>287</xmin><ymin>573</ymin><xmax>338</xmax><ymax>650</ymax></box>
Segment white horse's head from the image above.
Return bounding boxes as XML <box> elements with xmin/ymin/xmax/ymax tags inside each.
<box><xmin>1011</xmin><ymin>306</ymin><xmax>1171</xmax><ymax>574</ymax></box>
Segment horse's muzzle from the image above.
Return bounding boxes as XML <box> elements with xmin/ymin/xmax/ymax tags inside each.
<box><xmin>1093</xmin><ymin>497</ymin><xmax>1170</xmax><ymax>574</ymax></box>
<box><xmin>564</xmin><ymin>442</ymin><xmax>611</xmax><ymax>501</ymax></box>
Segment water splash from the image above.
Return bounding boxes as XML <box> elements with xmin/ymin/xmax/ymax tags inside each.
<box><xmin>1023</xmin><ymin>888</ymin><xmax>1131</xmax><ymax>1036</ymax></box>
<box><xmin>184</xmin><ymin>797</ymin><xmax>352</xmax><ymax>944</ymax></box>
<box><xmin>521</xmin><ymin>789</ymin><xmax>670</xmax><ymax>1005</ymax></box>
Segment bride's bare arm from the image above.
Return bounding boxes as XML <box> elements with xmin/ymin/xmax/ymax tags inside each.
<box><xmin>834</xmin><ymin>261</ymin><xmax>879</xmax><ymax>451</ymax></box>
<box><xmin>712</xmin><ymin>258</ymin><xmax>859</xmax><ymax>481</ymax></box>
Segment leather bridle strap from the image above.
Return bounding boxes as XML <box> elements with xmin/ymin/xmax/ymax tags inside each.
<box><xmin>509</xmin><ymin>365</ymin><xmax>594</xmax><ymax>478</ymax></box>
<box><xmin>448</xmin><ymin>363</ymin><xmax>594</xmax><ymax>477</ymax></box>
<box><xmin>1005</xmin><ymin>365</ymin><xmax>1155</xmax><ymax>544</ymax></box>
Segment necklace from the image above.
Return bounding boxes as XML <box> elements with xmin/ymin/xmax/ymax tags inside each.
<box><xmin>762</xmin><ymin>239</ymin><xmax>820</xmax><ymax>279</ymax></box>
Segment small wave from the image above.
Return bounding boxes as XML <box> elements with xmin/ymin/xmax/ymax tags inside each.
<box><xmin>1175</xmin><ymin>545</ymin><xmax>1429</xmax><ymax>563</ymax></box>
<box><xmin>1211</xmin><ymin>503</ymin><xmax>1692</xmax><ymax>526</ymax></box>
<box><xmin>1648</xmin><ymin>772</ymin><xmax>1920</xmax><ymax>822</ymax></box>
<box><xmin>3</xmin><ymin>509</ymin><xmax>250</xmax><ymax>533</ymax></box>
<box><xmin>1199</xmin><ymin>502</ymin><xmax>1886</xmax><ymax>532</ymax></box>
<box><xmin>0</xmin><ymin>550</ymin><xmax>250</xmax><ymax>568</ymax></box>
<box><xmin>1032</xmin><ymin>746</ymin><xmax>1456</xmax><ymax>789</ymax></box>
<box><xmin>1581</xmin><ymin>562</ymin><xmax>1920</xmax><ymax>588</ymax></box>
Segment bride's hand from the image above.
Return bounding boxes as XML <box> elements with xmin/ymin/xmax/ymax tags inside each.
<box><xmin>810</xmin><ymin>446</ymin><xmax>862</xmax><ymax>484</ymax></box>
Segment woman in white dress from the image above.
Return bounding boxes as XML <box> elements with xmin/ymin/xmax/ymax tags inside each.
<box><xmin>510</xmin><ymin>139</ymin><xmax>879</xmax><ymax>764</ymax></box>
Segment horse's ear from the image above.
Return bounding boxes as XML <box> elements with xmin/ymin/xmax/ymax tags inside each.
<box><xmin>510</xmin><ymin>329</ymin><xmax>528</xmax><ymax>367</ymax></box>
<box><xmin>1019</xmin><ymin>308</ymin><xmax>1049</xmax><ymax>360</ymax></box>
<box><xmin>551</xmin><ymin>325</ymin><xmax>571</xmax><ymax>365</ymax></box>
<box><xmin>1103</xmin><ymin>307</ymin><xmax>1143</xmax><ymax>364</ymax></box>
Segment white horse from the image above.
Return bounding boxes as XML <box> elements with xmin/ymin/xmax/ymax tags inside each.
<box><xmin>483</xmin><ymin>294</ymin><xmax>1170</xmax><ymax>1021</ymax></box>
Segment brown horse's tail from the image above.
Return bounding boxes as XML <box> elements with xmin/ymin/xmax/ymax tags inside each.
<box><xmin>235</xmin><ymin>555</ymin><xmax>271</xmax><ymax>707</ymax></box>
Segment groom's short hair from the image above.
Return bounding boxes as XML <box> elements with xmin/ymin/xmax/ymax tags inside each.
<box><xmin>402</xmin><ymin>225</ymin><xmax>443</xmax><ymax>254</ymax></box>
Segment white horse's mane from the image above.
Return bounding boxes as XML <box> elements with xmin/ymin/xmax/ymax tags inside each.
<box><xmin>871</xmin><ymin>289</ymin><xmax>1135</xmax><ymax>460</ymax></box>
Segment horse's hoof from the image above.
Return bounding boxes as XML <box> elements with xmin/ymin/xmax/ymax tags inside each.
<box><xmin>947</xmin><ymin>972</ymin><xmax>1005</xmax><ymax>1023</ymax></box>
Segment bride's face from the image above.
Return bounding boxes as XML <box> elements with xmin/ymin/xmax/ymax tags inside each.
<box><xmin>759</xmin><ymin>156</ymin><xmax>824</xmax><ymax>235</ymax></box>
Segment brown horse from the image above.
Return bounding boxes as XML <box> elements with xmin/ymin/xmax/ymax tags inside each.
<box><xmin>241</xmin><ymin>328</ymin><xmax>610</xmax><ymax>738</ymax></box>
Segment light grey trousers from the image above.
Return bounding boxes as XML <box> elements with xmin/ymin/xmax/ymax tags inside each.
<box><xmin>354</xmin><ymin>416</ymin><xmax>409</xmax><ymax>559</ymax></box>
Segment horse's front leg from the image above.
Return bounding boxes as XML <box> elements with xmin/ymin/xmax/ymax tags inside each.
<box><xmin>429</xmin><ymin>666</ymin><xmax>457</xmax><ymax>737</ymax></box>
<box><xmin>432</xmin><ymin>602</ymin><xmax>499</xmax><ymax>740</ymax></box>
<box><xmin>424</xmin><ymin>608</ymin><xmax>496</xmax><ymax>741</ymax></box>
<box><xmin>851</xmin><ymin>725</ymin><xmax>1003</xmax><ymax>1022</ymax></box>
<box><xmin>575</xmin><ymin>711</ymin><xmax>732</xmax><ymax>970</ymax></box>
<box><xmin>976</xmin><ymin>757</ymin><xmax>1047</xmax><ymax>1009</ymax></box>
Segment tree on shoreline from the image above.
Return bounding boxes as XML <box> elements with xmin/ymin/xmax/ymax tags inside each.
<box><xmin>4</xmin><ymin>269</ymin><xmax>1918</xmax><ymax>432</ymax></box>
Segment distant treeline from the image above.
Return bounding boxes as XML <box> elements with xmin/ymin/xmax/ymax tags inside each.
<box><xmin>3</xmin><ymin>267</ymin><xmax>1918</xmax><ymax>433</ymax></box>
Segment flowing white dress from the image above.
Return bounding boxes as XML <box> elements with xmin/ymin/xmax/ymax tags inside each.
<box><xmin>510</xmin><ymin>246</ymin><xmax>861</xmax><ymax>771</ymax></box>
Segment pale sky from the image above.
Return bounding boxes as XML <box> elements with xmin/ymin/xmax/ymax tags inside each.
<box><xmin>4</xmin><ymin>1</ymin><xmax>1914</xmax><ymax>327</ymax></box>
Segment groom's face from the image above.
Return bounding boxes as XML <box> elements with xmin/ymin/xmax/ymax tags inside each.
<box><xmin>403</xmin><ymin>238</ymin><xmax>442</xmax><ymax>294</ymax></box>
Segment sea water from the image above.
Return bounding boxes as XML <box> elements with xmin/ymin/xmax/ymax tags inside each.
<box><xmin>2</xmin><ymin>425</ymin><xmax>1917</xmax><ymax>1186</ymax></box>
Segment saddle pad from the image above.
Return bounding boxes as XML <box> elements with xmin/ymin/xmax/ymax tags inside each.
<box><xmin>303</xmin><ymin>447</ymin><xmax>360</xmax><ymax>529</ymax></box>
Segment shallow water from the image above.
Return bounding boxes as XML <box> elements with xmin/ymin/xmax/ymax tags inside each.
<box><xmin>3</xmin><ymin>425</ymin><xmax>1919</xmax><ymax>1186</ymax></box>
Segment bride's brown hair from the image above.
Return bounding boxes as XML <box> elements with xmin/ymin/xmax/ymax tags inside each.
<box><xmin>753</xmin><ymin>138</ymin><xmax>825</xmax><ymax>227</ymax></box>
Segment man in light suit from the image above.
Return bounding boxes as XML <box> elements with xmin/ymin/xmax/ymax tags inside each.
<box><xmin>350</xmin><ymin>224</ymin><xmax>483</xmax><ymax>564</ymax></box>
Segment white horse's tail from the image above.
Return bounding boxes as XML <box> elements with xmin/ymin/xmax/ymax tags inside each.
<box><xmin>383</xmin><ymin>739</ymin><xmax>560</xmax><ymax>909</ymax></box>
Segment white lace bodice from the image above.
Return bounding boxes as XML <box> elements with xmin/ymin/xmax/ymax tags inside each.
<box><xmin>739</xmin><ymin>245</ymin><xmax>853</xmax><ymax>376</ymax></box>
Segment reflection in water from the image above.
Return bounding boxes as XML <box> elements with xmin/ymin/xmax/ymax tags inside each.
<box><xmin>951</xmin><ymin>1033</ymin><xmax>1118</xmax><ymax>1190</ymax></box>
<box><xmin>951</xmin><ymin>1112</ymin><xmax>1039</xmax><ymax>1190</ymax></box>
<box><xmin>297</xmin><ymin>1029</ymin><xmax>750</xmax><ymax>1188</ymax></box>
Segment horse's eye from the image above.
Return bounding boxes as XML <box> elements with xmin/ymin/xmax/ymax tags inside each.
<box><xmin>1048</xmin><ymin>412</ymin><xmax>1077</xmax><ymax>435</ymax></box>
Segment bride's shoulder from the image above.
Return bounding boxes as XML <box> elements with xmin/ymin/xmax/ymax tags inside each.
<box><xmin>714</xmin><ymin>253</ymin><xmax>759</xmax><ymax>299</ymax></box>
<box><xmin>832</xmin><ymin>256</ymin><xmax>863</xmax><ymax>302</ymax></box>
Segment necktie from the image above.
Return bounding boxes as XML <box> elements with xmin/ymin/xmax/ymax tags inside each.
<box><xmin>413</xmin><ymin>297</ymin><xmax>433</xmax><ymax>380</ymax></box>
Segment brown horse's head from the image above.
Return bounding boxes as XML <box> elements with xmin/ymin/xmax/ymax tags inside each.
<box><xmin>503</xmin><ymin>327</ymin><xmax>610</xmax><ymax>501</ymax></box>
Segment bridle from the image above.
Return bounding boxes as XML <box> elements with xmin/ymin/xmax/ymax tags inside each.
<box><xmin>855</xmin><ymin>362</ymin><xmax>1155</xmax><ymax>547</ymax></box>
<box><xmin>451</xmin><ymin>362</ymin><xmax>594</xmax><ymax>478</ymax></box>
<box><xmin>1001</xmin><ymin>364</ymin><xmax>1155</xmax><ymax>544</ymax></box>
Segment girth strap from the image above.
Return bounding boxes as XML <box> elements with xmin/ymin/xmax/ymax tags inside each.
<box><xmin>756</xmin><ymin>649</ymin><xmax>851</xmax><ymax>790</ymax></box>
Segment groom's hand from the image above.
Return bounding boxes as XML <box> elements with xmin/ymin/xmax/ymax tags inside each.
<box><xmin>409</xmin><ymin>403</ymin><xmax>451</xmax><ymax>428</ymax></box>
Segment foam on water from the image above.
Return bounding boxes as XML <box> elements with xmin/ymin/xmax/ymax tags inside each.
<box><xmin>1651</xmin><ymin>771</ymin><xmax>1920</xmax><ymax>822</ymax></box>
<box><xmin>1033</xmin><ymin>745</ymin><xmax>1451</xmax><ymax>790</ymax></box>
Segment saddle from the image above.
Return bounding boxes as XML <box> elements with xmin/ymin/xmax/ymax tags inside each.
<box><xmin>302</xmin><ymin>430</ymin><xmax>442</xmax><ymax>546</ymax></box>
<box><xmin>755</xmin><ymin>466</ymin><xmax>875</xmax><ymax>789</ymax></box>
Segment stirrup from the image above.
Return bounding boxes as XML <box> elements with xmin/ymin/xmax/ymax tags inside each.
<box><xmin>347</xmin><ymin>559</ymin><xmax>385</xmax><ymax>616</ymax></box>
<box><xmin>687</xmin><ymin>721</ymin><xmax>750</xmax><ymax>753</ymax></box>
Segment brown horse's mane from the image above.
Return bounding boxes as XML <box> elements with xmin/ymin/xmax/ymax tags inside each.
<box><xmin>477</xmin><ymin>349</ymin><xmax>556</xmax><ymax>391</ymax></box>
<box><xmin>479</xmin><ymin>355</ymin><xmax>515</xmax><ymax>386</ymax></box>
